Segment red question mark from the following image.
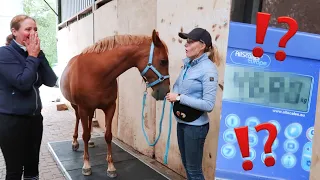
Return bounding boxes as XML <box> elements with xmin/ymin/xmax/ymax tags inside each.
<box><xmin>234</xmin><ymin>123</ymin><xmax>277</xmax><ymax>171</ymax></box>
<box><xmin>275</xmin><ymin>17</ymin><xmax>298</xmax><ymax>61</ymax></box>
<box><xmin>255</xmin><ymin>123</ymin><xmax>278</xmax><ymax>167</ymax></box>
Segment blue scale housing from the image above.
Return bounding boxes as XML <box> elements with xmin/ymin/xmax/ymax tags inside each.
<box><xmin>215</xmin><ymin>22</ymin><xmax>320</xmax><ymax>180</ymax></box>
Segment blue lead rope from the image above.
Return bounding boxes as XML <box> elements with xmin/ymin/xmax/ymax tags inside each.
<box><xmin>141</xmin><ymin>91</ymin><xmax>173</xmax><ymax>164</ymax></box>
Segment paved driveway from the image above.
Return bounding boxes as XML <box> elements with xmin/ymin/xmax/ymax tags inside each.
<box><xmin>0</xmin><ymin>86</ymin><xmax>104</xmax><ymax>180</ymax></box>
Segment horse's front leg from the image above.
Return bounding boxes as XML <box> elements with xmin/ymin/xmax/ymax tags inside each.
<box><xmin>104</xmin><ymin>102</ymin><xmax>117</xmax><ymax>178</ymax></box>
<box><xmin>79</xmin><ymin>107</ymin><xmax>92</xmax><ymax>176</ymax></box>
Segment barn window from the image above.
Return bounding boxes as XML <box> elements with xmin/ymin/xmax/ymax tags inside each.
<box><xmin>230</xmin><ymin>0</ymin><xmax>263</xmax><ymax>24</ymax></box>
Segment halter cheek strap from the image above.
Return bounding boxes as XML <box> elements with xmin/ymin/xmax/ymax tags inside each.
<box><xmin>140</xmin><ymin>43</ymin><xmax>170</xmax><ymax>88</ymax></box>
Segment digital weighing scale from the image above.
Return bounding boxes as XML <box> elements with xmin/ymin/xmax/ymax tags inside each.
<box><xmin>215</xmin><ymin>22</ymin><xmax>320</xmax><ymax>180</ymax></box>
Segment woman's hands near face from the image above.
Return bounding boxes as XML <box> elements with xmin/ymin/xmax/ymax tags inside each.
<box><xmin>24</xmin><ymin>31</ymin><xmax>40</xmax><ymax>57</ymax></box>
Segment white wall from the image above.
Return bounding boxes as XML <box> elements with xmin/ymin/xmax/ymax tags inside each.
<box><xmin>0</xmin><ymin>0</ymin><xmax>23</xmax><ymax>46</ymax></box>
<box><xmin>56</xmin><ymin>0</ymin><xmax>231</xmax><ymax>179</ymax></box>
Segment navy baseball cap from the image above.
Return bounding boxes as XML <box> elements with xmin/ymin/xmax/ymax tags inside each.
<box><xmin>178</xmin><ymin>28</ymin><xmax>212</xmax><ymax>48</ymax></box>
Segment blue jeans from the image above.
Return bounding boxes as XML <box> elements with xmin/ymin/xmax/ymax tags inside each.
<box><xmin>177</xmin><ymin>122</ymin><xmax>209</xmax><ymax>180</ymax></box>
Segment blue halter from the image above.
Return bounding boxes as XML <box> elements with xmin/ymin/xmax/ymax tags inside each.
<box><xmin>140</xmin><ymin>42</ymin><xmax>170</xmax><ymax>88</ymax></box>
<box><xmin>140</xmin><ymin>42</ymin><xmax>173</xmax><ymax>165</ymax></box>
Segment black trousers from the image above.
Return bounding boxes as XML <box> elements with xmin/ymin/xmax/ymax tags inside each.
<box><xmin>0</xmin><ymin>113</ymin><xmax>43</xmax><ymax>180</ymax></box>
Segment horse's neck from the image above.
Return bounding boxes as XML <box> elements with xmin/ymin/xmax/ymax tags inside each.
<box><xmin>97</xmin><ymin>46</ymin><xmax>146</xmax><ymax>83</ymax></box>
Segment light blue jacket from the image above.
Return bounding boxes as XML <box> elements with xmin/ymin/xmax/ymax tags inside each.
<box><xmin>172</xmin><ymin>53</ymin><xmax>219</xmax><ymax>126</ymax></box>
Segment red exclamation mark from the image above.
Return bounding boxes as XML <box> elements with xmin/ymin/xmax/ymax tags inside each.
<box><xmin>252</xmin><ymin>12</ymin><xmax>271</xmax><ymax>58</ymax></box>
<box><xmin>234</xmin><ymin>126</ymin><xmax>253</xmax><ymax>171</ymax></box>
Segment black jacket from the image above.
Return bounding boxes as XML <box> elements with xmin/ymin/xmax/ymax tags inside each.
<box><xmin>0</xmin><ymin>40</ymin><xmax>57</xmax><ymax>116</ymax></box>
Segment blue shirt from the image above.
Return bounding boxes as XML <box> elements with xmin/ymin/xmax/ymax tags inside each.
<box><xmin>172</xmin><ymin>53</ymin><xmax>219</xmax><ymax>126</ymax></box>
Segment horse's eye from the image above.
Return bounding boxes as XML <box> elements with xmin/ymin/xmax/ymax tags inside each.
<box><xmin>160</xmin><ymin>59</ymin><xmax>168</xmax><ymax>66</ymax></box>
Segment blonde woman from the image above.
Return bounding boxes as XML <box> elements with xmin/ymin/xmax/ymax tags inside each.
<box><xmin>0</xmin><ymin>14</ymin><xmax>57</xmax><ymax>180</ymax></box>
<box><xmin>166</xmin><ymin>27</ymin><xmax>219</xmax><ymax>180</ymax></box>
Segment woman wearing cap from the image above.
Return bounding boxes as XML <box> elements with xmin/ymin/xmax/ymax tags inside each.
<box><xmin>166</xmin><ymin>27</ymin><xmax>219</xmax><ymax>179</ymax></box>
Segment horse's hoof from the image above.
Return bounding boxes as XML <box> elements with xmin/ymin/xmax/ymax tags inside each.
<box><xmin>107</xmin><ymin>171</ymin><xmax>117</xmax><ymax>178</ymax></box>
<box><xmin>72</xmin><ymin>144</ymin><xmax>79</xmax><ymax>151</ymax></box>
<box><xmin>82</xmin><ymin>168</ymin><xmax>92</xmax><ymax>176</ymax></box>
<box><xmin>88</xmin><ymin>141</ymin><xmax>95</xmax><ymax>148</ymax></box>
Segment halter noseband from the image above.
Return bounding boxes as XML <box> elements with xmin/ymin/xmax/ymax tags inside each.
<box><xmin>140</xmin><ymin>42</ymin><xmax>170</xmax><ymax>88</ymax></box>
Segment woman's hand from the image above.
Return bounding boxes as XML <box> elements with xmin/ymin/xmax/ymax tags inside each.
<box><xmin>24</xmin><ymin>31</ymin><xmax>40</xmax><ymax>58</ymax></box>
<box><xmin>166</xmin><ymin>92</ymin><xmax>179</xmax><ymax>102</ymax></box>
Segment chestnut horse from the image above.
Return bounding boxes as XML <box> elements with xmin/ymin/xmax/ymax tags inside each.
<box><xmin>60</xmin><ymin>30</ymin><xmax>170</xmax><ymax>178</ymax></box>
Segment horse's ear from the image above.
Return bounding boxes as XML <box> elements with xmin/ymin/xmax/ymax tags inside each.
<box><xmin>152</xmin><ymin>29</ymin><xmax>163</xmax><ymax>47</ymax></box>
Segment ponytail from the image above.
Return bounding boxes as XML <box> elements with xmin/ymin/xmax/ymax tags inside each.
<box><xmin>207</xmin><ymin>45</ymin><xmax>220</xmax><ymax>66</ymax></box>
<box><xmin>5</xmin><ymin>34</ymin><xmax>13</xmax><ymax>46</ymax></box>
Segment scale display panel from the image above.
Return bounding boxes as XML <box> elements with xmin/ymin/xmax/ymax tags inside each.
<box><xmin>223</xmin><ymin>65</ymin><xmax>312</xmax><ymax>113</ymax></box>
<box><xmin>215</xmin><ymin>22</ymin><xmax>320</xmax><ymax>180</ymax></box>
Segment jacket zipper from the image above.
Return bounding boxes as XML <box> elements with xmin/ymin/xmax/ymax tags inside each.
<box><xmin>33</xmin><ymin>72</ymin><xmax>39</xmax><ymax>115</ymax></box>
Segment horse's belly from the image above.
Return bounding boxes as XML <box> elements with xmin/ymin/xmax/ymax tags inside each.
<box><xmin>74</xmin><ymin>81</ymin><xmax>118</xmax><ymax>108</ymax></box>
<box><xmin>59</xmin><ymin>55</ymin><xmax>118</xmax><ymax>108</ymax></box>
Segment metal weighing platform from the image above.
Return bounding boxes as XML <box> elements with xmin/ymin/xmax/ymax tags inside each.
<box><xmin>48</xmin><ymin>137</ymin><xmax>181</xmax><ymax>180</ymax></box>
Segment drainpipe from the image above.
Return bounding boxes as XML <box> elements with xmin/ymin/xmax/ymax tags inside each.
<box><xmin>43</xmin><ymin>0</ymin><xmax>58</xmax><ymax>17</ymax></box>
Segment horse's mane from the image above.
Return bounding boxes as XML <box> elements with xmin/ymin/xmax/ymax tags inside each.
<box><xmin>81</xmin><ymin>34</ymin><xmax>169</xmax><ymax>85</ymax></box>
<box><xmin>81</xmin><ymin>34</ymin><xmax>154</xmax><ymax>54</ymax></box>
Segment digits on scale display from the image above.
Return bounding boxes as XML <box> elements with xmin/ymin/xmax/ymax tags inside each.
<box><xmin>223</xmin><ymin>65</ymin><xmax>313</xmax><ymax>112</ymax></box>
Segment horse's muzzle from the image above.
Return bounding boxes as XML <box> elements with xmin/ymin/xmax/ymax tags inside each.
<box><xmin>152</xmin><ymin>85</ymin><xmax>170</xmax><ymax>101</ymax></box>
